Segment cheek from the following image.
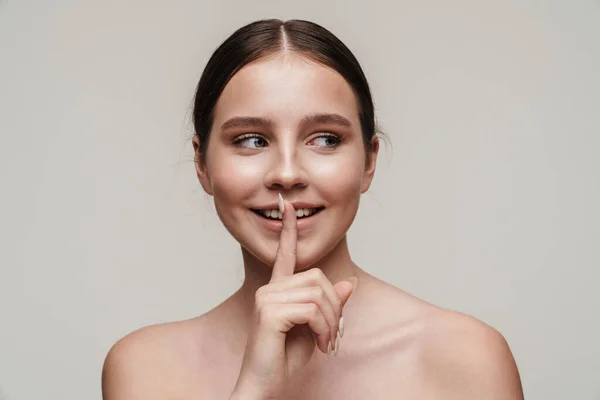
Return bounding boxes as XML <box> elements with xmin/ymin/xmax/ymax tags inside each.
<box><xmin>309</xmin><ymin>152</ymin><xmax>365</xmax><ymax>199</ymax></box>
<box><xmin>209</xmin><ymin>157</ymin><xmax>264</xmax><ymax>204</ymax></box>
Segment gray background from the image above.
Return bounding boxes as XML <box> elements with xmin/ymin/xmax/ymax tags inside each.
<box><xmin>1</xmin><ymin>0</ymin><xmax>599</xmax><ymax>399</ymax></box>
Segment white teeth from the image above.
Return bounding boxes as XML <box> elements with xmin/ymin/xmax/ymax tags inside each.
<box><xmin>296</xmin><ymin>208</ymin><xmax>316</xmax><ymax>218</ymax></box>
<box><xmin>259</xmin><ymin>207</ymin><xmax>319</xmax><ymax>220</ymax></box>
<box><xmin>261</xmin><ymin>209</ymin><xmax>283</xmax><ymax>220</ymax></box>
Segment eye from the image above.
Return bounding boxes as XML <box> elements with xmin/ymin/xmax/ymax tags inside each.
<box><xmin>307</xmin><ymin>133</ymin><xmax>342</xmax><ymax>149</ymax></box>
<box><xmin>232</xmin><ymin>134</ymin><xmax>268</xmax><ymax>149</ymax></box>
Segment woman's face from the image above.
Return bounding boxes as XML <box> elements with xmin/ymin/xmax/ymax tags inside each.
<box><xmin>195</xmin><ymin>54</ymin><xmax>377</xmax><ymax>270</ymax></box>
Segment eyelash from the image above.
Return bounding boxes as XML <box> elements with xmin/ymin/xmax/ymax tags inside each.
<box><xmin>231</xmin><ymin>133</ymin><xmax>342</xmax><ymax>150</ymax></box>
<box><xmin>231</xmin><ymin>133</ymin><xmax>268</xmax><ymax>148</ymax></box>
<box><xmin>309</xmin><ymin>133</ymin><xmax>342</xmax><ymax>149</ymax></box>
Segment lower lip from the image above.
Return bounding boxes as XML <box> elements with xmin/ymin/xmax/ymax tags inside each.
<box><xmin>253</xmin><ymin>209</ymin><xmax>323</xmax><ymax>232</ymax></box>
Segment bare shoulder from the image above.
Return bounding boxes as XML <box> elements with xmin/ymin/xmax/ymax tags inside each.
<box><xmin>347</xmin><ymin>277</ymin><xmax>523</xmax><ymax>398</ymax></box>
<box><xmin>419</xmin><ymin>308</ymin><xmax>524</xmax><ymax>399</ymax></box>
<box><xmin>101</xmin><ymin>317</ymin><xmax>212</xmax><ymax>399</ymax></box>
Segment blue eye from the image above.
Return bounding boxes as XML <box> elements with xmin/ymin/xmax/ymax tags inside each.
<box><xmin>308</xmin><ymin>134</ymin><xmax>342</xmax><ymax>149</ymax></box>
<box><xmin>233</xmin><ymin>134</ymin><xmax>268</xmax><ymax>149</ymax></box>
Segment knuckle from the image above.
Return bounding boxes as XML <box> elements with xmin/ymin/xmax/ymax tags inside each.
<box><xmin>312</xmin><ymin>286</ymin><xmax>325</xmax><ymax>301</ymax></box>
<box><xmin>255</xmin><ymin>285</ymin><xmax>267</xmax><ymax>298</ymax></box>
<box><xmin>309</xmin><ymin>267</ymin><xmax>325</xmax><ymax>282</ymax></box>
<box><xmin>308</xmin><ymin>303</ymin><xmax>320</xmax><ymax>318</ymax></box>
<box><xmin>254</xmin><ymin>286</ymin><xmax>276</xmax><ymax>309</ymax></box>
<box><xmin>254</xmin><ymin>287</ymin><xmax>267</xmax><ymax>304</ymax></box>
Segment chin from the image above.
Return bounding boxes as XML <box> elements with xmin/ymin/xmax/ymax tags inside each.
<box><xmin>244</xmin><ymin>236</ymin><xmax>341</xmax><ymax>273</ymax></box>
<box><xmin>245</xmin><ymin>244</ymin><xmax>321</xmax><ymax>270</ymax></box>
<box><xmin>290</xmin><ymin>255</ymin><xmax>322</xmax><ymax>271</ymax></box>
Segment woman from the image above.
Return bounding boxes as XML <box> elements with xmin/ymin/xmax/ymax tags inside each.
<box><xmin>102</xmin><ymin>19</ymin><xmax>523</xmax><ymax>399</ymax></box>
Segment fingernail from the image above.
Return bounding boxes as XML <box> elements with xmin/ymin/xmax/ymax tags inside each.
<box><xmin>334</xmin><ymin>333</ymin><xmax>340</xmax><ymax>357</ymax></box>
<box><xmin>327</xmin><ymin>340</ymin><xmax>332</xmax><ymax>359</ymax></box>
<box><xmin>347</xmin><ymin>276</ymin><xmax>358</xmax><ymax>290</ymax></box>
<box><xmin>278</xmin><ymin>193</ymin><xmax>284</xmax><ymax>214</ymax></box>
<box><xmin>339</xmin><ymin>315</ymin><xmax>344</xmax><ymax>338</ymax></box>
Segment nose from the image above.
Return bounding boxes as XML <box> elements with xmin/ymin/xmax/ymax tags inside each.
<box><xmin>263</xmin><ymin>143</ymin><xmax>309</xmax><ymax>191</ymax></box>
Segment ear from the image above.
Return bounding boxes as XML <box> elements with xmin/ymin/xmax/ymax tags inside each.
<box><xmin>361</xmin><ymin>136</ymin><xmax>379</xmax><ymax>194</ymax></box>
<box><xmin>192</xmin><ymin>135</ymin><xmax>214</xmax><ymax>196</ymax></box>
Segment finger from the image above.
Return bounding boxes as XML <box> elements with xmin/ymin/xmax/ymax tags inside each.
<box><xmin>270</xmin><ymin>194</ymin><xmax>297</xmax><ymax>282</ymax></box>
<box><xmin>272</xmin><ymin>303</ymin><xmax>331</xmax><ymax>354</ymax></box>
<box><xmin>256</xmin><ymin>286</ymin><xmax>337</xmax><ymax>348</ymax></box>
<box><xmin>334</xmin><ymin>277</ymin><xmax>357</xmax><ymax>308</ymax></box>
<box><xmin>333</xmin><ymin>277</ymin><xmax>357</xmax><ymax>339</ymax></box>
<box><xmin>266</xmin><ymin>268</ymin><xmax>343</xmax><ymax>345</ymax></box>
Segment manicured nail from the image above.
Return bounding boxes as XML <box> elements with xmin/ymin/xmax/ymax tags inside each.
<box><xmin>347</xmin><ymin>277</ymin><xmax>358</xmax><ymax>290</ymax></box>
<box><xmin>327</xmin><ymin>340</ymin><xmax>332</xmax><ymax>359</ymax></box>
<box><xmin>339</xmin><ymin>316</ymin><xmax>344</xmax><ymax>338</ymax></box>
<box><xmin>334</xmin><ymin>333</ymin><xmax>340</xmax><ymax>357</ymax></box>
<box><xmin>278</xmin><ymin>193</ymin><xmax>284</xmax><ymax>214</ymax></box>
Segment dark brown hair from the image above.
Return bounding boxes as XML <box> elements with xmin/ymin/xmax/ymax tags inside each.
<box><xmin>193</xmin><ymin>19</ymin><xmax>379</xmax><ymax>157</ymax></box>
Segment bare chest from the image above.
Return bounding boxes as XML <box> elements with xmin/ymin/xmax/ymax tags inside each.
<box><xmin>199</xmin><ymin>337</ymin><xmax>432</xmax><ymax>399</ymax></box>
<box><xmin>283</xmin><ymin>351</ymin><xmax>429</xmax><ymax>399</ymax></box>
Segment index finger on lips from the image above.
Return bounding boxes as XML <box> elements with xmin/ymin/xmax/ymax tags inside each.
<box><xmin>270</xmin><ymin>193</ymin><xmax>297</xmax><ymax>282</ymax></box>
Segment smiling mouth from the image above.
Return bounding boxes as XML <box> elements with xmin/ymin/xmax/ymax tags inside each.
<box><xmin>251</xmin><ymin>207</ymin><xmax>325</xmax><ymax>220</ymax></box>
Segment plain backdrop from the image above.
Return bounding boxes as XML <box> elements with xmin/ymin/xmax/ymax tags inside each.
<box><xmin>1</xmin><ymin>1</ymin><xmax>599</xmax><ymax>399</ymax></box>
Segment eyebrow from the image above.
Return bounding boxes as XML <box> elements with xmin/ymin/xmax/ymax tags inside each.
<box><xmin>220</xmin><ymin>113</ymin><xmax>352</xmax><ymax>131</ymax></box>
<box><xmin>300</xmin><ymin>113</ymin><xmax>352</xmax><ymax>129</ymax></box>
<box><xmin>220</xmin><ymin>116</ymin><xmax>272</xmax><ymax>130</ymax></box>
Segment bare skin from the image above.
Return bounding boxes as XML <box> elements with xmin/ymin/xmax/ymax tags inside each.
<box><xmin>102</xmin><ymin>53</ymin><xmax>523</xmax><ymax>399</ymax></box>
<box><xmin>102</xmin><ymin>264</ymin><xmax>523</xmax><ymax>399</ymax></box>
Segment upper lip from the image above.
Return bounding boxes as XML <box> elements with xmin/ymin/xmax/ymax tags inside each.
<box><xmin>252</xmin><ymin>202</ymin><xmax>324</xmax><ymax>210</ymax></box>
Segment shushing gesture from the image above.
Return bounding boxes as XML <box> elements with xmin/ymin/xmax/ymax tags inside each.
<box><xmin>230</xmin><ymin>194</ymin><xmax>357</xmax><ymax>399</ymax></box>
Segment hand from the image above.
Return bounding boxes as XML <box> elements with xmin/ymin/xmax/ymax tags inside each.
<box><xmin>230</xmin><ymin>194</ymin><xmax>356</xmax><ymax>399</ymax></box>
